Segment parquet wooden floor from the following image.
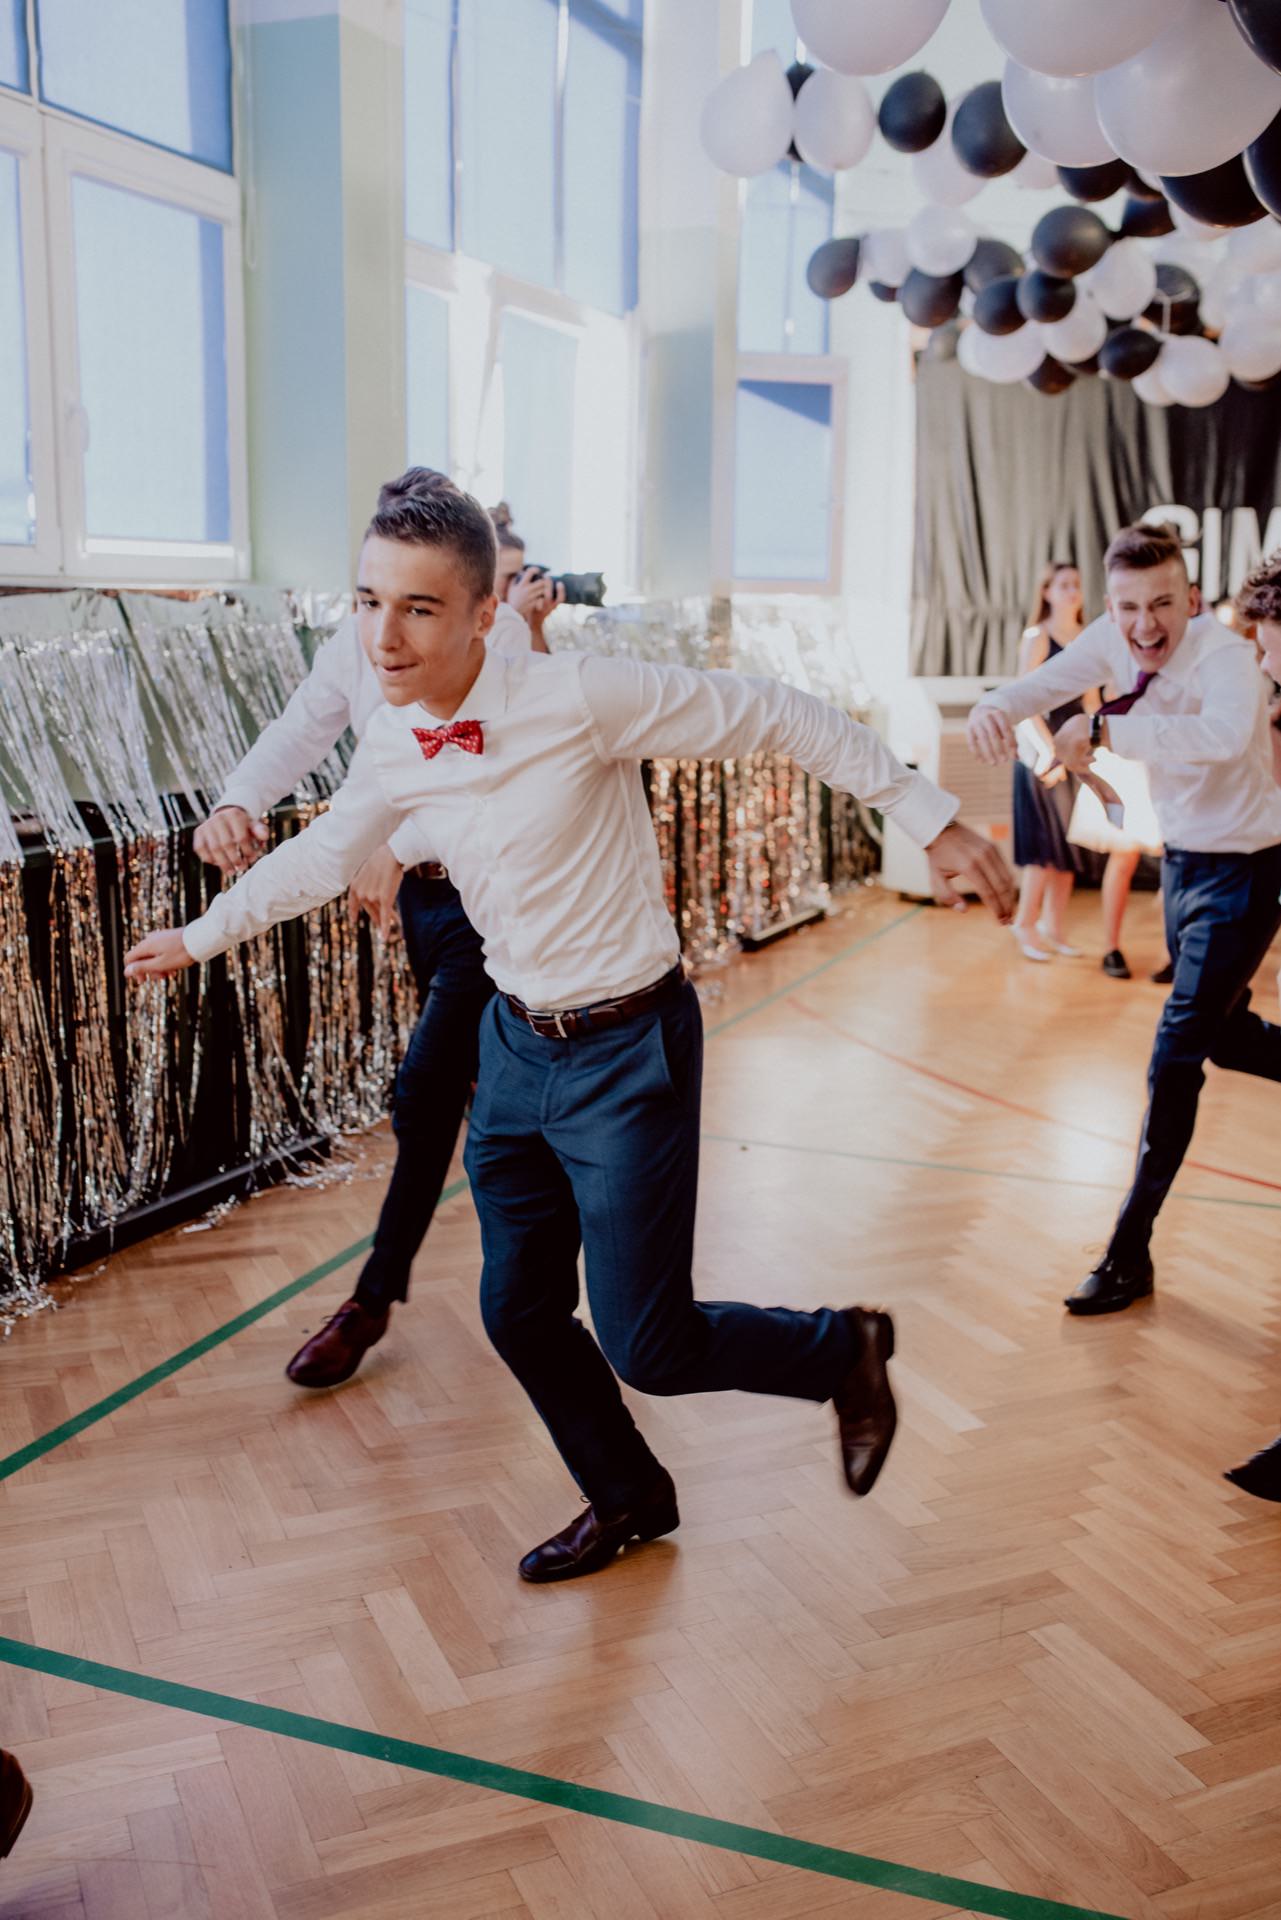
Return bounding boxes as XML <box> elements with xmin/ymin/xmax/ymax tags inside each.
<box><xmin>2</xmin><ymin>886</ymin><xmax>1279</xmax><ymax>1920</ymax></box>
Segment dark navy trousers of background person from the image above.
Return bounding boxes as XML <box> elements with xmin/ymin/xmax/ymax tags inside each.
<box><xmin>1107</xmin><ymin>842</ymin><xmax>1281</xmax><ymax>1265</ymax></box>
<box><xmin>463</xmin><ymin>969</ymin><xmax>857</xmax><ymax>1517</ymax></box>
<box><xmin>352</xmin><ymin>870</ymin><xmax>494</xmax><ymax>1310</ymax></box>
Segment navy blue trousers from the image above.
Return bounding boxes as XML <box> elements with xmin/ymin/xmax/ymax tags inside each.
<box><xmin>463</xmin><ymin>972</ymin><xmax>855</xmax><ymax>1515</ymax></box>
<box><xmin>1108</xmin><ymin>843</ymin><xmax>1281</xmax><ymax>1264</ymax></box>
<box><xmin>353</xmin><ymin>871</ymin><xmax>494</xmax><ymax>1308</ymax></box>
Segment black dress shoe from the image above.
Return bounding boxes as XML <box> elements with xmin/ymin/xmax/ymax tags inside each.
<box><xmin>1224</xmin><ymin>1434</ymin><xmax>1281</xmax><ymax>1502</ymax></box>
<box><xmin>0</xmin><ymin>1749</ymin><xmax>32</xmax><ymax>1859</ymax></box>
<box><xmin>1065</xmin><ymin>1254</ymin><xmax>1154</xmax><ymax>1315</ymax></box>
<box><xmin>1102</xmin><ymin>950</ymin><xmax>1132</xmax><ymax>980</ymax></box>
<box><xmin>833</xmin><ymin>1307</ymin><xmax>897</xmax><ymax>1496</ymax></box>
<box><xmin>1150</xmin><ymin>962</ymin><xmax>1174</xmax><ymax>985</ymax></box>
<box><xmin>519</xmin><ymin>1470</ymin><xmax>679</xmax><ymax>1583</ymax></box>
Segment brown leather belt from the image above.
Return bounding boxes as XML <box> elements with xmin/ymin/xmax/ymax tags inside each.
<box><xmin>503</xmin><ymin>963</ymin><xmax>684</xmax><ymax>1040</ymax></box>
<box><xmin>407</xmin><ymin>861</ymin><xmax>449</xmax><ymax>881</ymax></box>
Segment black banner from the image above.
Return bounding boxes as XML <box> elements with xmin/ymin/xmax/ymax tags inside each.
<box><xmin>912</xmin><ymin>359</ymin><xmax>1281</xmax><ymax>677</ymax></box>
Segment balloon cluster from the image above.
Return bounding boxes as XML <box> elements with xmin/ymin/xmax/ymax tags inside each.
<box><xmin>701</xmin><ymin>0</ymin><xmax>1281</xmax><ymax>403</ymax></box>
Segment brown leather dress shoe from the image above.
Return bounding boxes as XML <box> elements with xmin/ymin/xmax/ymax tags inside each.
<box><xmin>519</xmin><ymin>1470</ymin><xmax>679</xmax><ymax>1583</ymax></box>
<box><xmin>0</xmin><ymin>1748</ymin><xmax>33</xmax><ymax>1859</ymax></box>
<box><xmin>834</xmin><ymin>1307</ymin><xmax>897</xmax><ymax>1497</ymax></box>
<box><xmin>285</xmin><ymin>1298</ymin><xmax>390</xmax><ymax>1388</ymax></box>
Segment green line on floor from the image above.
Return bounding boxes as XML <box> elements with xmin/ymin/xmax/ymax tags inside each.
<box><xmin>0</xmin><ymin>1635</ymin><xmax>1127</xmax><ymax>1920</ymax></box>
<box><xmin>704</xmin><ymin>902</ymin><xmax>924</xmax><ymax>1038</ymax></box>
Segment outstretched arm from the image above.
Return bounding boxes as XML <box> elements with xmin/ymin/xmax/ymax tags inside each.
<box><xmin>968</xmin><ymin>619</ymin><xmax>1115</xmax><ymax>766</ymax></box>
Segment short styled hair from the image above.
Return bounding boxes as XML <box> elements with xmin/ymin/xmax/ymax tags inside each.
<box><xmin>1235</xmin><ymin>550</ymin><xmax>1281</xmax><ymax>625</ymax></box>
<box><xmin>366</xmin><ymin>470</ymin><xmax>498</xmax><ymax>600</ymax></box>
<box><xmin>1104</xmin><ymin>521</ymin><xmax>1189</xmax><ymax>577</ymax></box>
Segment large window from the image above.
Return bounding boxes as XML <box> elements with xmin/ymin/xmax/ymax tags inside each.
<box><xmin>733</xmin><ymin>364</ymin><xmax>845</xmax><ymax>589</ymax></box>
<box><xmin>1</xmin><ymin>1</ymin><xmax>28</xmax><ymax>93</ymax></box>
<box><xmin>500</xmin><ymin>312</ymin><xmax>576</xmax><ymax>563</ymax></box>
<box><xmin>0</xmin><ymin>7</ymin><xmax>244</xmax><ymax>580</ymax></box>
<box><xmin>405</xmin><ymin>282</ymin><xmax>451</xmax><ymax>472</ymax></box>
<box><xmin>739</xmin><ymin>163</ymin><xmax>833</xmax><ymax>355</ymax></box>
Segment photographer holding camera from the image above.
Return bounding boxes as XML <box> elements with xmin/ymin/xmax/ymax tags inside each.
<box><xmin>490</xmin><ymin>501</ymin><xmax>605</xmax><ymax>650</ymax></box>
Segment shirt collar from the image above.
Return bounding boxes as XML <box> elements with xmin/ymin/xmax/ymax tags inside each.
<box><xmin>416</xmin><ymin>644</ymin><xmax>510</xmax><ymax>727</ymax></box>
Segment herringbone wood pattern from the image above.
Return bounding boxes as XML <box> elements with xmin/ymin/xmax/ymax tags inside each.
<box><xmin>1</xmin><ymin>888</ymin><xmax>1279</xmax><ymax>1919</ymax></box>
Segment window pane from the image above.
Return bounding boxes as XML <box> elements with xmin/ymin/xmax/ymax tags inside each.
<box><xmin>37</xmin><ymin>0</ymin><xmax>233</xmax><ymax>171</ymax></box>
<box><xmin>751</xmin><ymin>0</ymin><xmax>797</xmax><ymax>60</ymax></box>
<box><xmin>563</xmin><ymin>15</ymin><xmax>640</xmax><ymax>314</ymax></box>
<box><xmin>458</xmin><ymin>0</ymin><xmax>556</xmax><ymax>286</ymax></box>
<box><xmin>0</xmin><ymin>150</ymin><xmax>32</xmax><ymax>544</ymax></box>
<box><xmin>406</xmin><ymin>283</ymin><xmax>450</xmax><ymax>471</ymax></box>
<box><xmin>1</xmin><ymin>0</ymin><xmax>29</xmax><ymax>92</ymax></box>
<box><xmin>575</xmin><ymin>0</ymin><xmax>642</xmax><ymax>22</ymax></box>
<box><xmin>500</xmin><ymin>311</ymin><xmax>576</xmax><ymax>564</ymax></box>
<box><xmin>405</xmin><ymin>0</ymin><xmax>454</xmax><ymax>249</ymax></box>
<box><xmin>738</xmin><ymin>162</ymin><xmax>832</xmax><ymax>354</ymax></box>
<box><xmin>73</xmin><ymin>176</ymin><xmax>230</xmax><ymax>544</ymax></box>
<box><xmin>734</xmin><ymin>380</ymin><xmax>832</xmax><ymax>582</ymax></box>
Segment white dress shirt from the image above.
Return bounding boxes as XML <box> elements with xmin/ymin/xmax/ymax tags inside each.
<box><xmin>185</xmin><ymin>649</ymin><xmax>959</xmax><ymax>1009</ymax></box>
<box><xmin>975</xmin><ymin>612</ymin><xmax>1281</xmax><ymax>856</ymax></box>
<box><xmin>214</xmin><ymin>604</ymin><xmax>532</xmax><ymax>865</ymax></box>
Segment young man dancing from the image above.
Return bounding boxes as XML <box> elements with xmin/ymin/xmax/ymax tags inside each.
<box><xmin>127</xmin><ymin>475</ymin><xmax>1014</xmax><ymax>1582</ymax></box>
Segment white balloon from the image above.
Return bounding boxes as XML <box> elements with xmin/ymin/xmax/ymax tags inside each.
<box><xmin>972</xmin><ymin>321</ymin><xmax>1046</xmax><ymax>383</ymax></box>
<box><xmin>1096</xmin><ymin>5</ymin><xmax>1281</xmax><ymax>179</ymax></box>
<box><xmin>957</xmin><ymin>322</ymin><xmax>986</xmax><ymax>376</ymax></box>
<box><xmin>1084</xmin><ymin>238</ymin><xmax>1157</xmax><ymax>322</ymax></box>
<box><xmin>912</xmin><ymin>102</ymin><xmax>984</xmax><ymax>207</ymax></box>
<box><xmin>1170</xmin><ymin>204</ymin><xmax>1227</xmax><ymax>244</ymax></box>
<box><xmin>1040</xmin><ymin>292</ymin><xmax>1107</xmax><ymax>364</ymax></box>
<box><xmin>1200</xmin><ymin>267</ymin><xmax>1248</xmax><ymax>334</ymax></box>
<box><xmin>700</xmin><ymin>53</ymin><xmax>793</xmax><ymax>177</ymax></box>
<box><xmin>1238</xmin><ymin>268</ymin><xmax>1281</xmax><ymax>314</ymax></box>
<box><xmin>1159</xmin><ymin>336</ymin><xmax>1230</xmax><ymax>407</ymax></box>
<box><xmin>1012</xmin><ymin>148</ymin><xmax>1060</xmax><ymax>191</ymax></box>
<box><xmin>1132</xmin><ymin>363</ymin><xmax>1175</xmax><ymax>407</ymax></box>
<box><xmin>1220</xmin><ymin>314</ymin><xmax>1281</xmax><ymax>383</ymax></box>
<box><xmin>1002</xmin><ymin>63</ymin><xmax>1114</xmax><ymax>168</ymax></box>
<box><xmin>906</xmin><ymin>205</ymin><xmax>978</xmax><ymax>277</ymax></box>
<box><xmin>791</xmin><ymin>0</ymin><xmax>952</xmax><ymax>78</ymax></box>
<box><xmin>980</xmin><ymin>0</ymin><xmax>1191</xmax><ymax>79</ymax></box>
<box><xmin>792</xmin><ymin>68</ymin><xmax>876</xmax><ymax>172</ymax></box>
<box><xmin>1228</xmin><ymin>223</ymin><xmax>1281</xmax><ymax>276</ymax></box>
<box><xmin>863</xmin><ymin>226</ymin><xmax>911</xmax><ymax>288</ymax></box>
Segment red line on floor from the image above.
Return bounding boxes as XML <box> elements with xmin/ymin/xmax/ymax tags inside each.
<box><xmin>787</xmin><ymin>998</ymin><xmax>1281</xmax><ymax>1198</ymax></box>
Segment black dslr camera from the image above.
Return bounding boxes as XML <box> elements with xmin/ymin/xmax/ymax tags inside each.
<box><xmin>527</xmin><ymin>565</ymin><xmax>606</xmax><ymax>607</ymax></box>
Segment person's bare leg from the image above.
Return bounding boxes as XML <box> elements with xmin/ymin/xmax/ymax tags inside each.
<box><xmin>1013</xmin><ymin>867</ymin><xmax>1051</xmax><ymax>958</ymax></box>
<box><xmin>1041</xmin><ymin>868</ymin><xmax>1076</xmax><ymax>947</ymax></box>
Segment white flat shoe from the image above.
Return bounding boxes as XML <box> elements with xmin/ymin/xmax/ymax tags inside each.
<box><xmin>1036</xmin><ymin>925</ymin><xmax>1083</xmax><ymax>958</ymax></box>
<box><xmin>1011</xmin><ymin>926</ymin><xmax>1052</xmax><ymax>962</ymax></box>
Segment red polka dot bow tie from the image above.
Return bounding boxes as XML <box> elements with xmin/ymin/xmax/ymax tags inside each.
<box><xmin>411</xmin><ymin>719</ymin><xmax>485</xmax><ymax>761</ymax></box>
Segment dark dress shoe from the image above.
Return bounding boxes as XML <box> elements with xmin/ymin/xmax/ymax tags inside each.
<box><xmin>1150</xmin><ymin>961</ymin><xmax>1175</xmax><ymax>985</ymax></box>
<box><xmin>1224</xmin><ymin>1434</ymin><xmax>1281</xmax><ymax>1502</ymax></box>
<box><xmin>1065</xmin><ymin>1255</ymin><xmax>1154</xmax><ymax>1316</ymax></box>
<box><xmin>285</xmin><ymin>1298</ymin><xmax>390</xmax><ymax>1387</ymax></box>
<box><xmin>0</xmin><ymin>1749</ymin><xmax>33</xmax><ymax>1859</ymax></box>
<box><xmin>1102</xmin><ymin>950</ymin><xmax>1131</xmax><ymax>980</ymax></box>
<box><xmin>834</xmin><ymin>1307</ymin><xmax>896</xmax><ymax>1497</ymax></box>
<box><xmin>519</xmin><ymin>1471</ymin><xmax>679</xmax><ymax>1583</ymax></box>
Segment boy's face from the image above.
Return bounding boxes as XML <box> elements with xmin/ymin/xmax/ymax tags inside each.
<box><xmin>1106</xmin><ymin>557</ymin><xmax>1197</xmax><ymax>674</ymax></box>
<box><xmin>1258</xmin><ymin>619</ymin><xmax>1281</xmax><ymax>684</ymax></box>
<box><xmin>356</xmin><ymin>534</ymin><xmax>495</xmax><ymax>708</ymax></box>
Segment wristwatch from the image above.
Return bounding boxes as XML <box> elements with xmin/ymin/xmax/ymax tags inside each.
<box><xmin>1089</xmin><ymin>710</ymin><xmax>1105</xmax><ymax>749</ymax></box>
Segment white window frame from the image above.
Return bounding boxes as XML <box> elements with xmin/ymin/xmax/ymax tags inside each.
<box><xmin>727</xmin><ymin>352</ymin><xmax>848</xmax><ymax>596</ymax></box>
<box><xmin>0</xmin><ymin>88</ymin><xmax>59</xmax><ymax>575</ymax></box>
<box><xmin>0</xmin><ymin>5</ymin><xmax>248</xmax><ymax>587</ymax></box>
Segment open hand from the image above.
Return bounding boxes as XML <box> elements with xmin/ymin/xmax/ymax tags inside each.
<box><xmin>193</xmin><ymin>806</ymin><xmax>268</xmax><ymax>874</ymax></box>
<box><xmin>967</xmin><ymin>705</ymin><xmax>1018</xmax><ymax>765</ymax></box>
<box><xmin>124</xmin><ymin>929</ymin><xmax>197</xmax><ymax>981</ymax></box>
<box><xmin>926</xmin><ymin>821</ymin><xmax>1016</xmax><ymax>922</ymax></box>
<box><xmin>346</xmin><ymin>844</ymin><xmax>403</xmax><ymax>939</ymax></box>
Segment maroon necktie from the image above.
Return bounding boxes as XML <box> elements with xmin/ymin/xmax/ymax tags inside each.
<box><xmin>412</xmin><ymin>719</ymin><xmax>484</xmax><ymax>761</ymax></box>
<box><xmin>1098</xmin><ymin>669</ymin><xmax>1158</xmax><ymax>719</ymax></box>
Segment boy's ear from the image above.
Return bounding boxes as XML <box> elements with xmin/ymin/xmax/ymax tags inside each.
<box><xmin>475</xmin><ymin>592</ymin><xmax>497</xmax><ymax>638</ymax></box>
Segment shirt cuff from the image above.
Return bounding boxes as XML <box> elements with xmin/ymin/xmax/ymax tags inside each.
<box><xmin>183</xmin><ymin>906</ymin><xmax>231</xmax><ymax>964</ymax></box>
<box><xmin>212</xmin><ymin>788</ymin><xmax>266</xmax><ymax>821</ymax></box>
<box><xmin>886</xmin><ymin>773</ymin><xmax>961</xmax><ymax>849</ymax></box>
<box><xmin>1104</xmin><ymin>714</ymin><xmax>1146</xmax><ymax>759</ymax></box>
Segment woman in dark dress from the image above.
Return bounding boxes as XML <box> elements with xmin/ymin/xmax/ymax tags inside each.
<box><xmin>1010</xmin><ymin>561</ymin><xmax>1089</xmax><ymax>961</ymax></box>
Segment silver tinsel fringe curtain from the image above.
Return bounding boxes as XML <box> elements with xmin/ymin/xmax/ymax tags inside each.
<box><xmin>0</xmin><ymin>590</ymin><xmax>877</xmax><ymax>1314</ymax></box>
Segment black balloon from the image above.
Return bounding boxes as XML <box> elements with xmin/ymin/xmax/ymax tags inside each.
<box><xmin>964</xmin><ymin>237</ymin><xmax>1024</xmax><ymax>293</ymax></box>
<box><xmin>1027</xmin><ymin>355</ymin><xmax>1077</xmax><ymax>395</ymax></box>
<box><xmin>900</xmin><ymin>268</ymin><xmax>964</xmax><ymax>328</ymax></box>
<box><xmin>1246</xmin><ymin>108</ymin><xmax>1281</xmax><ymax>221</ymax></box>
<box><xmin>806</xmin><ymin>236</ymin><xmax>862</xmax><ymax>300</ymax></box>
<box><xmin>1100</xmin><ymin>326</ymin><xmax>1160</xmax><ymax>381</ymax></box>
<box><xmin>1230</xmin><ymin>0</ymin><xmax>1281</xmax><ymax>77</ymax></box>
<box><xmin>1074</xmin><ymin>352</ymin><xmax>1102</xmax><ymax>376</ymax></box>
<box><xmin>1161</xmin><ymin>155</ymin><xmax>1265</xmax><ymax>229</ymax></box>
<box><xmin>1120</xmin><ymin>194</ymin><xmax>1175</xmax><ymax>240</ymax></box>
<box><xmin>878</xmin><ymin>71</ymin><xmax>946</xmax><ymax>154</ymax></box>
<box><xmin>1058</xmin><ymin>160</ymin><xmax>1131</xmax><ymax>203</ymax></box>
<box><xmin>785</xmin><ymin>61</ymin><xmax>813</xmax><ymax>162</ymax></box>
<box><xmin>952</xmin><ymin>80</ymin><xmax>1025</xmax><ymax>178</ymax></box>
<box><xmin>1236</xmin><ymin>368</ymin><xmax>1281</xmax><ymax>392</ymax></box>
<box><xmin>869</xmin><ymin>280</ymin><xmax>899</xmax><ymax>303</ymax></box>
<box><xmin>1032</xmin><ymin>205</ymin><xmax>1112</xmax><ymax>277</ymax></box>
<box><xmin>1018</xmin><ymin>270</ymin><xmax>1076</xmax><ymax>323</ymax></box>
<box><xmin>974</xmin><ymin>274</ymin><xmax>1026</xmax><ymax>335</ymax></box>
<box><xmin>1144</xmin><ymin>262</ymin><xmax>1202</xmax><ymax>335</ymax></box>
<box><xmin>1125</xmin><ymin>169</ymin><xmax>1166</xmax><ymax>203</ymax></box>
